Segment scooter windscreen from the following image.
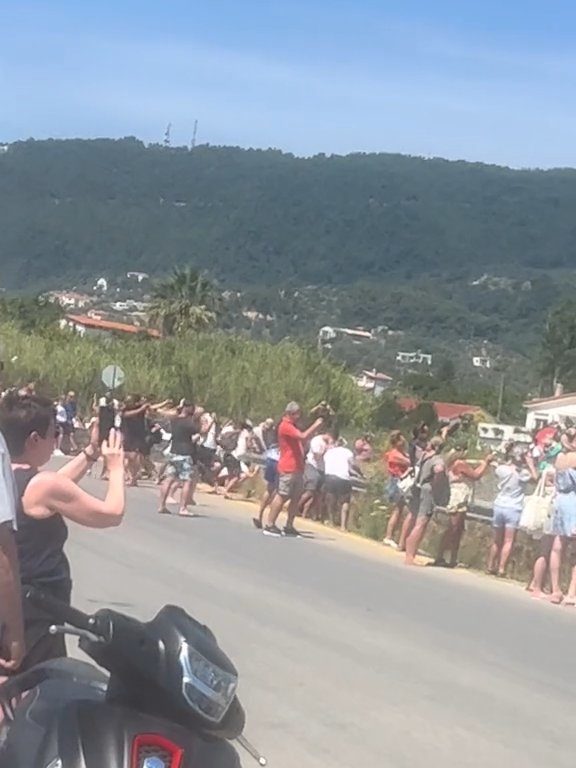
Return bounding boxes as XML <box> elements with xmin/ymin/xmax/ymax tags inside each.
<box><xmin>148</xmin><ymin>606</ymin><xmax>240</xmax><ymax>725</ymax></box>
<box><xmin>23</xmin><ymin>589</ymin><xmax>245</xmax><ymax>739</ymax></box>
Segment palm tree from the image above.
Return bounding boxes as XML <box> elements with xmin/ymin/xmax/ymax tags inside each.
<box><xmin>149</xmin><ymin>267</ymin><xmax>219</xmax><ymax>336</ymax></box>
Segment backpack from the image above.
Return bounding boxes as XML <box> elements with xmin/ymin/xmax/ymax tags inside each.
<box><xmin>218</xmin><ymin>429</ymin><xmax>239</xmax><ymax>453</ymax></box>
<box><xmin>417</xmin><ymin>454</ymin><xmax>451</xmax><ymax>508</ymax></box>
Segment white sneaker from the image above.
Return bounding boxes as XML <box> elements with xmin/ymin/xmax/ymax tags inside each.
<box><xmin>383</xmin><ymin>538</ymin><xmax>399</xmax><ymax>549</ymax></box>
<box><xmin>53</xmin><ymin>449</ymin><xmax>65</xmax><ymax>457</ymax></box>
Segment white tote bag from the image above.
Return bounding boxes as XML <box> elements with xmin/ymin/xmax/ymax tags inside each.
<box><xmin>520</xmin><ymin>475</ymin><xmax>553</xmax><ymax>534</ymax></box>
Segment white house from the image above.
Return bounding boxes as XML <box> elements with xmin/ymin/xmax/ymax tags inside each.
<box><xmin>524</xmin><ymin>391</ymin><xmax>576</xmax><ymax>431</ymax></box>
<box><xmin>477</xmin><ymin>422</ymin><xmax>531</xmax><ymax>451</ymax></box>
<box><xmin>396</xmin><ymin>351</ymin><xmax>432</xmax><ymax>365</ymax></box>
<box><xmin>472</xmin><ymin>356</ymin><xmax>492</xmax><ymax>369</ymax></box>
<box><xmin>355</xmin><ymin>369</ymin><xmax>393</xmax><ymax>397</ymax></box>
<box><xmin>318</xmin><ymin>326</ymin><xmax>373</xmax><ymax>348</ymax></box>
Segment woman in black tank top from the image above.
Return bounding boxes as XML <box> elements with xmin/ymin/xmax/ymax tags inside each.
<box><xmin>0</xmin><ymin>392</ymin><xmax>126</xmax><ymax>672</ymax></box>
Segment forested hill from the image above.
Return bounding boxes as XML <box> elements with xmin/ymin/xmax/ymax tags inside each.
<box><xmin>2</xmin><ymin>137</ymin><xmax>576</xmax><ymax>291</ymax></box>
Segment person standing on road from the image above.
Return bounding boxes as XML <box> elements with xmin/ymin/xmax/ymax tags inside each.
<box><xmin>0</xmin><ymin>391</ymin><xmax>125</xmax><ymax>671</ymax></box>
<box><xmin>0</xmin><ymin>428</ymin><xmax>25</xmax><ymax>674</ymax></box>
<box><xmin>54</xmin><ymin>396</ymin><xmax>68</xmax><ymax>457</ymax></box>
<box><xmin>299</xmin><ymin>432</ymin><xmax>331</xmax><ymax>520</ymax></box>
<box><xmin>264</xmin><ymin>402</ymin><xmax>324</xmax><ymax>537</ymax></box>
<box><xmin>487</xmin><ymin>446</ymin><xmax>537</xmax><ymax>578</ymax></box>
<box><xmin>121</xmin><ymin>395</ymin><xmax>149</xmax><ymax>487</ymax></box>
<box><xmin>405</xmin><ymin>437</ymin><xmax>449</xmax><ymax>566</ymax></box>
<box><xmin>546</xmin><ymin>444</ymin><xmax>576</xmax><ymax>604</ymax></box>
<box><xmin>64</xmin><ymin>391</ymin><xmax>79</xmax><ymax>453</ymax></box>
<box><xmin>253</xmin><ymin>438</ymin><xmax>279</xmax><ymax>530</ymax></box>
<box><xmin>431</xmin><ymin>446</ymin><xmax>493</xmax><ymax>569</ymax></box>
<box><xmin>382</xmin><ymin>431</ymin><xmax>412</xmax><ymax>549</ymax></box>
<box><xmin>324</xmin><ymin>437</ymin><xmax>358</xmax><ymax>531</ymax></box>
<box><xmin>158</xmin><ymin>401</ymin><xmax>201</xmax><ymax>516</ymax></box>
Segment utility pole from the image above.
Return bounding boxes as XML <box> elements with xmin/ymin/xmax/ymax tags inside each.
<box><xmin>496</xmin><ymin>372</ymin><xmax>505</xmax><ymax>422</ymax></box>
<box><xmin>191</xmin><ymin>119</ymin><xmax>198</xmax><ymax>149</ymax></box>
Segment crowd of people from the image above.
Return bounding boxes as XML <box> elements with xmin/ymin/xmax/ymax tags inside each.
<box><xmin>3</xmin><ymin>380</ymin><xmax>576</xmax><ymax>679</ymax></box>
<box><xmin>381</xmin><ymin>420</ymin><xmax>576</xmax><ymax>605</ymax></box>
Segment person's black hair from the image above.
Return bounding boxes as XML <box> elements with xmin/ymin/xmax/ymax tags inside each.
<box><xmin>0</xmin><ymin>392</ymin><xmax>55</xmax><ymax>458</ymax></box>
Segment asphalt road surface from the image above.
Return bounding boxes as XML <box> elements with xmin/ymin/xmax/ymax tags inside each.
<box><xmin>67</xmin><ymin>478</ymin><xmax>576</xmax><ymax>768</ymax></box>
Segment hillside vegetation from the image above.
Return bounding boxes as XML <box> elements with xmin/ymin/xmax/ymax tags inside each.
<box><xmin>1</xmin><ymin>138</ymin><xmax>574</xmax><ymax>354</ymax></box>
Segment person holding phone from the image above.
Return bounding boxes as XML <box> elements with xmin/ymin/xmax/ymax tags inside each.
<box><xmin>0</xmin><ymin>392</ymin><xmax>126</xmax><ymax>671</ymax></box>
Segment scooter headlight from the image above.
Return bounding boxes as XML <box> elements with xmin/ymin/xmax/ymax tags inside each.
<box><xmin>178</xmin><ymin>641</ymin><xmax>238</xmax><ymax>723</ymax></box>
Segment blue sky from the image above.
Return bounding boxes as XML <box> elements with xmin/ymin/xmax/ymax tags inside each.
<box><xmin>1</xmin><ymin>0</ymin><xmax>575</xmax><ymax>168</ymax></box>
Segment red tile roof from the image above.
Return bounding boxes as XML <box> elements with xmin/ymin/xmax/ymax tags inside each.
<box><xmin>66</xmin><ymin>314</ymin><xmax>161</xmax><ymax>338</ymax></box>
<box><xmin>397</xmin><ymin>397</ymin><xmax>483</xmax><ymax>421</ymax></box>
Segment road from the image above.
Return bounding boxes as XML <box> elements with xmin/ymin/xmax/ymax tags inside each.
<box><xmin>67</xmin><ymin>477</ymin><xmax>576</xmax><ymax>768</ymax></box>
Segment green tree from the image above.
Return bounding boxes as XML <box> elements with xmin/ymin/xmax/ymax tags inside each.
<box><xmin>0</xmin><ymin>295</ymin><xmax>62</xmax><ymax>334</ymax></box>
<box><xmin>541</xmin><ymin>300</ymin><xmax>576</xmax><ymax>391</ymax></box>
<box><xmin>149</xmin><ymin>267</ymin><xmax>218</xmax><ymax>336</ymax></box>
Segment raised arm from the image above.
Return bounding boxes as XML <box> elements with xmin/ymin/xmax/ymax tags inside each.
<box><xmin>300</xmin><ymin>418</ymin><xmax>324</xmax><ymax>442</ymax></box>
<box><xmin>457</xmin><ymin>456</ymin><xmax>493</xmax><ymax>480</ymax></box>
<box><xmin>122</xmin><ymin>401</ymin><xmax>149</xmax><ymax>419</ymax></box>
<box><xmin>24</xmin><ymin>431</ymin><xmax>125</xmax><ymax>529</ymax></box>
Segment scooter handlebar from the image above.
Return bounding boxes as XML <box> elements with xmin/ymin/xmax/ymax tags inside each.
<box><xmin>24</xmin><ymin>587</ymin><xmax>96</xmax><ymax>633</ymax></box>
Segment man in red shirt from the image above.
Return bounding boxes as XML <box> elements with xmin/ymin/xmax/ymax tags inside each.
<box><xmin>264</xmin><ymin>402</ymin><xmax>323</xmax><ymax>537</ymax></box>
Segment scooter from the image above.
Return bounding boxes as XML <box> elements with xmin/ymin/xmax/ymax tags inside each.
<box><xmin>0</xmin><ymin>588</ymin><xmax>267</xmax><ymax>767</ymax></box>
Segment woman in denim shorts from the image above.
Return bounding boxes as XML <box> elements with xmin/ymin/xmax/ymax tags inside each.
<box><xmin>487</xmin><ymin>446</ymin><xmax>536</xmax><ymax>577</ymax></box>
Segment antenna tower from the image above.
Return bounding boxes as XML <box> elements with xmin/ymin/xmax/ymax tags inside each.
<box><xmin>191</xmin><ymin>119</ymin><xmax>198</xmax><ymax>149</ymax></box>
<box><xmin>163</xmin><ymin>122</ymin><xmax>172</xmax><ymax>148</ymax></box>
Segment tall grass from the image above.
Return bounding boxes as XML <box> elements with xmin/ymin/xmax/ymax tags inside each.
<box><xmin>0</xmin><ymin>324</ymin><xmax>371</xmax><ymax>425</ymax></box>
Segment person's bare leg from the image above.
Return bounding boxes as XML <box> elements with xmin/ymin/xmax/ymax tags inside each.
<box><xmin>159</xmin><ymin>476</ymin><xmax>174</xmax><ymax>512</ymax></box>
<box><xmin>549</xmin><ymin>535</ymin><xmax>566</xmax><ymax>602</ymax></box>
<box><xmin>405</xmin><ymin>518</ymin><xmax>429</xmax><ymax>565</ymax></box>
<box><xmin>384</xmin><ymin>505</ymin><xmax>401</xmax><ymax>542</ymax></box>
<box><xmin>257</xmin><ymin>487</ymin><xmax>273</xmax><ymax>525</ymax></box>
<box><xmin>564</xmin><ymin>565</ymin><xmax>576</xmax><ymax>605</ymax></box>
<box><xmin>487</xmin><ymin>528</ymin><xmax>504</xmax><ymax>574</ymax></box>
<box><xmin>398</xmin><ymin>512</ymin><xmax>415</xmax><ymax>552</ymax></box>
<box><xmin>449</xmin><ymin>512</ymin><xmax>466</xmax><ymax>566</ymax></box>
<box><xmin>340</xmin><ymin>501</ymin><xmax>351</xmax><ymax>531</ymax></box>
<box><xmin>224</xmin><ymin>474</ymin><xmax>241</xmax><ymax>499</ymax></box>
<box><xmin>498</xmin><ymin>528</ymin><xmax>518</xmax><ymax>576</ymax></box>
<box><xmin>434</xmin><ymin>518</ymin><xmax>456</xmax><ymax>564</ymax></box>
<box><xmin>267</xmin><ymin>493</ymin><xmax>286</xmax><ymax>527</ymax></box>
<box><xmin>286</xmin><ymin>494</ymin><xmax>301</xmax><ymax>528</ymax></box>
<box><xmin>530</xmin><ymin>556</ymin><xmax>547</xmax><ymax>597</ymax></box>
<box><xmin>299</xmin><ymin>491</ymin><xmax>314</xmax><ymax>519</ymax></box>
<box><xmin>179</xmin><ymin>480</ymin><xmax>195</xmax><ymax>514</ymax></box>
<box><xmin>324</xmin><ymin>493</ymin><xmax>337</xmax><ymax>526</ymax></box>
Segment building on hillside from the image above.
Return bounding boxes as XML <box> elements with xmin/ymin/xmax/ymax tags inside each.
<box><xmin>396</xmin><ymin>351</ymin><xmax>432</xmax><ymax>366</ymax></box>
<box><xmin>0</xmin><ymin>144</ymin><xmax>9</xmax><ymax>154</ymax></box>
<box><xmin>397</xmin><ymin>397</ymin><xmax>486</xmax><ymax>424</ymax></box>
<box><xmin>318</xmin><ymin>326</ymin><xmax>374</xmax><ymax>349</ymax></box>
<box><xmin>472</xmin><ymin>356</ymin><xmax>492</xmax><ymax>369</ymax></box>
<box><xmin>477</xmin><ymin>422</ymin><xmax>531</xmax><ymax>451</ymax></box>
<box><xmin>46</xmin><ymin>291</ymin><xmax>93</xmax><ymax>310</ymax></box>
<box><xmin>94</xmin><ymin>277</ymin><xmax>108</xmax><ymax>293</ymax></box>
<box><xmin>524</xmin><ymin>391</ymin><xmax>576</xmax><ymax>431</ymax></box>
<box><xmin>355</xmin><ymin>369</ymin><xmax>394</xmax><ymax>397</ymax></box>
<box><xmin>62</xmin><ymin>314</ymin><xmax>160</xmax><ymax>340</ymax></box>
<box><xmin>126</xmin><ymin>271</ymin><xmax>150</xmax><ymax>282</ymax></box>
